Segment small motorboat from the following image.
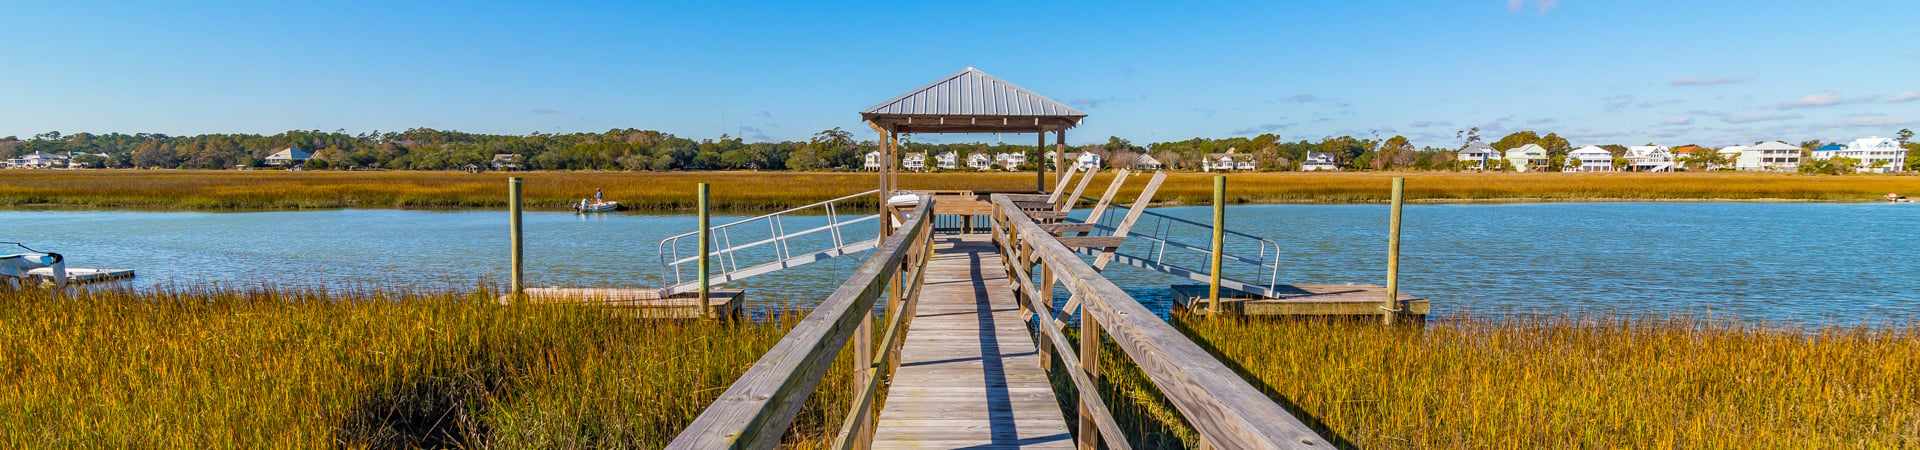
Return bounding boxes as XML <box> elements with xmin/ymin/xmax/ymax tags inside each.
<box><xmin>1</xmin><ymin>242</ymin><xmax>136</xmax><ymax>288</ymax></box>
<box><xmin>574</xmin><ymin>199</ymin><xmax>620</xmax><ymax>213</ymax></box>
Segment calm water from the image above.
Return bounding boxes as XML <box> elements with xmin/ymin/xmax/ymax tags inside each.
<box><xmin>5</xmin><ymin>203</ymin><xmax>1916</xmax><ymax>326</ymax></box>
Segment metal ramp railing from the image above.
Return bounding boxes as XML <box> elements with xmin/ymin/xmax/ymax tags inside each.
<box><xmin>656</xmin><ymin>190</ymin><xmax>881</xmax><ymax>296</ymax></box>
<box><xmin>1082</xmin><ymin>204</ymin><xmax>1285</xmax><ymax>298</ymax></box>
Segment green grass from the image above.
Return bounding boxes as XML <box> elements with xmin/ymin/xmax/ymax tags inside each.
<box><xmin>4</xmin><ymin>170</ymin><xmax>1918</xmax><ymax>211</ymax></box>
<box><xmin>0</xmin><ymin>287</ymin><xmax>853</xmax><ymax>448</ymax></box>
<box><xmin>1074</xmin><ymin>315</ymin><xmax>1920</xmax><ymax>448</ymax></box>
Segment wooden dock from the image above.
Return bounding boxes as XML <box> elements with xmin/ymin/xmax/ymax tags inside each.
<box><xmin>26</xmin><ymin>267</ymin><xmax>135</xmax><ymax>285</ymax></box>
<box><xmin>505</xmin><ymin>287</ymin><xmax>744</xmax><ymax>319</ymax></box>
<box><xmin>871</xmin><ymin>235</ymin><xmax>1074</xmax><ymax>449</ymax></box>
<box><xmin>1171</xmin><ymin>284</ymin><xmax>1427</xmax><ymax>318</ymax></box>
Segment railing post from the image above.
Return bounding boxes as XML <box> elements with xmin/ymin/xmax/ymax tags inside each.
<box><xmin>508</xmin><ymin>177</ymin><xmax>523</xmax><ymax>298</ymax></box>
<box><xmin>1209</xmin><ymin>175</ymin><xmax>1225</xmax><ymax>314</ymax></box>
<box><xmin>698</xmin><ymin>182</ymin><xmax>712</xmax><ymax>319</ymax></box>
<box><xmin>1384</xmin><ymin>177</ymin><xmax>1404</xmax><ymax>326</ymax></box>
<box><xmin>1077</xmin><ymin>301</ymin><xmax>1101</xmax><ymax>450</ymax></box>
<box><xmin>1037</xmin><ymin>254</ymin><xmax>1054</xmax><ymax>372</ymax></box>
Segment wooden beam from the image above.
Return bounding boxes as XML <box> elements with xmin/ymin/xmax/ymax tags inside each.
<box><xmin>1079</xmin><ymin>168</ymin><xmax>1131</xmax><ymax>236</ymax></box>
<box><xmin>1058</xmin><ymin>166</ymin><xmax>1100</xmax><ymax>213</ymax></box>
<box><xmin>1039</xmin><ymin>223</ymin><xmax>1096</xmax><ymax>234</ymax></box>
<box><xmin>1056</xmin><ymin>236</ymin><xmax>1126</xmax><ymax>249</ymax></box>
<box><xmin>1055</xmin><ymin>171</ymin><xmax>1167</xmax><ymax>326</ymax></box>
<box><xmin>1048</xmin><ymin>160</ymin><xmax>1080</xmax><ymax>203</ymax></box>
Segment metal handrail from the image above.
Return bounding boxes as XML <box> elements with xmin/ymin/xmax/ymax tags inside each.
<box><xmin>666</xmin><ymin>195</ymin><xmax>935</xmax><ymax>449</ymax></box>
<box><xmin>1086</xmin><ymin>205</ymin><xmax>1283</xmax><ymax>294</ymax></box>
<box><xmin>656</xmin><ymin>190</ymin><xmax>880</xmax><ymax>295</ymax></box>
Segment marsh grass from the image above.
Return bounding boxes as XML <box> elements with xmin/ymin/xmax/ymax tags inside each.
<box><xmin>4</xmin><ymin>170</ymin><xmax>1917</xmax><ymax>211</ymax></box>
<box><xmin>0</xmin><ymin>286</ymin><xmax>851</xmax><ymax>448</ymax></box>
<box><xmin>1066</xmin><ymin>314</ymin><xmax>1920</xmax><ymax>449</ymax></box>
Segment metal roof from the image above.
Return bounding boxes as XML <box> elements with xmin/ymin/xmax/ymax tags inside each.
<box><xmin>861</xmin><ymin>68</ymin><xmax>1085</xmax><ymax>133</ymax></box>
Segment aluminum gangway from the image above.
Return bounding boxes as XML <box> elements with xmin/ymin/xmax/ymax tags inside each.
<box><xmin>656</xmin><ymin>190</ymin><xmax>883</xmax><ymax>297</ymax></box>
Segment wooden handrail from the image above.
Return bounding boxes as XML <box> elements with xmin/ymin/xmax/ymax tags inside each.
<box><xmin>990</xmin><ymin>194</ymin><xmax>1334</xmax><ymax>450</ymax></box>
<box><xmin>667</xmin><ymin>195</ymin><xmax>936</xmax><ymax>450</ymax></box>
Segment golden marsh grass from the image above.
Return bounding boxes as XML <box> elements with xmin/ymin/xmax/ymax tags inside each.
<box><xmin>3</xmin><ymin>170</ymin><xmax>1917</xmax><ymax>211</ymax></box>
<box><xmin>1080</xmin><ymin>315</ymin><xmax>1920</xmax><ymax>448</ymax></box>
<box><xmin>0</xmin><ymin>287</ymin><xmax>852</xmax><ymax>448</ymax></box>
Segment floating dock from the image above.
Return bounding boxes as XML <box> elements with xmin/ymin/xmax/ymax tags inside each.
<box><xmin>25</xmin><ymin>267</ymin><xmax>136</xmax><ymax>285</ymax></box>
<box><xmin>503</xmin><ymin>288</ymin><xmax>744</xmax><ymax>319</ymax></box>
<box><xmin>1171</xmin><ymin>284</ymin><xmax>1427</xmax><ymax>320</ymax></box>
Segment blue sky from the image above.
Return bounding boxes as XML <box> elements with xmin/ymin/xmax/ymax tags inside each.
<box><xmin>3</xmin><ymin>0</ymin><xmax>1917</xmax><ymax>149</ymax></box>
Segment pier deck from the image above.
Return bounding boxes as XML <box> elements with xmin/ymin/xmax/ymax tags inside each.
<box><xmin>871</xmin><ymin>235</ymin><xmax>1073</xmax><ymax>449</ymax></box>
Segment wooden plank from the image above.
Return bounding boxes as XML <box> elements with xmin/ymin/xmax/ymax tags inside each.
<box><xmin>1038</xmin><ymin>223</ymin><xmax>1095</xmax><ymax>234</ymax></box>
<box><xmin>991</xmin><ymin>195</ymin><xmax>1335</xmax><ymax>450</ymax></box>
<box><xmin>666</xmin><ymin>197</ymin><xmax>935</xmax><ymax>450</ymax></box>
<box><xmin>1078</xmin><ymin>168</ymin><xmax>1130</xmax><ymax>236</ymax></box>
<box><xmin>1054</xmin><ymin>236</ymin><xmax>1126</xmax><ymax>250</ymax></box>
<box><xmin>870</xmin><ymin>235</ymin><xmax>1075</xmax><ymax>449</ymax></box>
<box><xmin>1057</xmin><ymin>166</ymin><xmax>1100</xmax><ymax>213</ymax></box>
<box><xmin>1046</xmin><ymin>164</ymin><xmax>1080</xmax><ymax>203</ymax></box>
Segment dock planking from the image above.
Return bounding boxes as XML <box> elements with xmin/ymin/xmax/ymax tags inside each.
<box><xmin>1171</xmin><ymin>284</ymin><xmax>1428</xmax><ymax>318</ymax></box>
<box><xmin>871</xmin><ymin>235</ymin><xmax>1074</xmax><ymax>449</ymax></box>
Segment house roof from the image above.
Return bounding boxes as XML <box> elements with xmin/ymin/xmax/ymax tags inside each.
<box><xmin>1569</xmin><ymin>145</ymin><xmax>1611</xmax><ymax>155</ymax></box>
<box><xmin>861</xmin><ymin>68</ymin><xmax>1085</xmax><ymax>133</ymax></box>
<box><xmin>1749</xmin><ymin>141</ymin><xmax>1799</xmax><ymax>151</ymax></box>
<box><xmin>268</xmin><ymin>148</ymin><xmax>311</xmax><ymax>159</ymax></box>
<box><xmin>1717</xmin><ymin>145</ymin><xmax>1748</xmax><ymax>154</ymax></box>
<box><xmin>1505</xmin><ymin>143</ymin><xmax>1545</xmax><ymax>154</ymax></box>
<box><xmin>1462</xmin><ymin>142</ymin><xmax>1494</xmax><ymax>153</ymax></box>
<box><xmin>1815</xmin><ymin>144</ymin><xmax>1845</xmax><ymax>151</ymax></box>
<box><xmin>1672</xmin><ymin>145</ymin><xmax>1702</xmax><ymax>153</ymax></box>
<box><xmin>491</xmin><ymin>153</ymin><xmax>518</xmax><ymax>161</ymax></box>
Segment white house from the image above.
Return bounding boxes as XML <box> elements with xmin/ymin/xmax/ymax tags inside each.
<box><xmin>1457</xmin><ymin>142</ymin><xmax>1499</xmax><ymax>170</ymax></box>
<box><xmin>1204</xmin><ymin>152</ymin><xmax>1257</xmax><ymax>171</ymax></box>
<box><xmin>902</xmin><ymin>152</ymin><xmax>926</xmax><ymax>172</ymax></box>
<box><xmin>1565</xmin><ymin>145</ymin><xmax>1614</xmax><ymax>172</ymax></box>
<box><xmin>1841</xmin><ymin>137</ymin><xmax>1907</xmax><ymax>173</ymax></box>
<box><xmin>1131</xmin><ymin>153</ymin><xmax>1163</xmax><ymax>170</ymax></box>
<box><xmin>265</xmin><ymin>147</ymin><xmax>312</xmax><ymax>166</ymax></box>
<box><xmin>1715</xmin><ymin>145</ymin><xmax>1747</xmax><ymax>171</ymax></box>
<box><xmin>1810</xmin><ymin>144</ymin><xmax>1846</xmax><ymax>162</ymax></box>
<box><xmin>1074</xmin><ymin>152</ymin><xmax>1102</xmax><ymax>170</ymax></box>
<box><xmin>1301</xmin><ymin>152</ymin><xmax>1337</xmax><ymax>171</ymax></box>
<box><xmin>490</xmin><ymin>153</ymin><xmax>522</xmax><ymax>171</ymax></box>
<box><xmin>935</xmin><ymin>151</ymin><xmax>958</xmax><ymax>170</ymax></box>
<box><xmin>4</xmin><ymin>151</ymin><xmax>68</xmax><ymax>169</ymax></box>
<box><xmin>1736</xmin><ymin>141</ymin><xmax>1800</xmax><ymax>172</ymax></box>
<box><xmin>1504</xmin><ymin>144</ymin><xmax>1548</xmax><ymax>172</ymax></box>
<box><xmin>1624</xmin><ymin>145</ymin><xmax>1674</xmax><ymax>172</ymax></box>
<box><xmin>966</xmin><ymin>153</ymin><xmax>993</xmax><ymax>171</ymax></box>
<box><xmin>863</xmin><ymin>151</ymin><xmax>883</xmax><ymax>171</ymax></box>
<box><xmin>995</xmin><ymin>152</ymin><xmax>1027</xmax><ymax>170</ymax></box>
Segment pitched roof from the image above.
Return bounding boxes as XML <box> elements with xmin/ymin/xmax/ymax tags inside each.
<box><xmin>1749</xmin><ymin>141</ymin><xmax>1799</xmax><ymax>151</ymax></box>
<box><xmin>1461</xmin><ymin>142</ymin><xmax>1495</xmax><ymax>153</ymax></box>
<box><xmin>268</xmin><ymin>148</ymin><xmax>311</xmax><ymax>159</ymax></box>
<box><xmin>1569</xmin><ymin>145</ymin><xmax>1612</xmax><ymax>155</ymax></box>
<box><xmin>861</xmin><ymin>68</ymin><xmax>1085</xmax><ymax>133</ymax></box>
<box><xmin>1815</xmin><ymin>144</ymin><xmax>1845</xmax><ymax>151</ymax></box>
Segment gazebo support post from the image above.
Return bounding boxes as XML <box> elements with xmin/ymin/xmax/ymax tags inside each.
<box><xmin>1036</xmin><ymin>132</ymin><xmax>1046</xmax><ymax>193</ymax></box>
<box><xmin>1055</xmin><ymin>128</ymin><xmax>1067</xmax><ymax>186</ymax></box>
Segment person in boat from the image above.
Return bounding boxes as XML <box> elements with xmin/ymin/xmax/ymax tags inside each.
<box><xmin>595</xmin><ymin>188</ymin><xmax>603</xmax><ymax>202</ymax></box>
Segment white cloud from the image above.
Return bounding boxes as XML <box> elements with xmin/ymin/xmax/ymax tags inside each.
<box><xmin>1664</xmin><ymin>117</ymin><xmax>1693</xmax><ymax>125</ymax></box>
<box><xmin>1769</xmin><ymin>92</ymin><xmax>1877</xmax><ymax>109</ymax></box>
<box><xmin>1887</xmin><ymin>91</ymin><xmax>1919</xmax><ymax>103</ymax></box>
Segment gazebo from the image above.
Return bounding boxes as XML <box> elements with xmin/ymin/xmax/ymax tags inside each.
<box><xmin>861</xmin><ymin>67</ymin><xmax>1087</xmax><ymax>198</ymax></box>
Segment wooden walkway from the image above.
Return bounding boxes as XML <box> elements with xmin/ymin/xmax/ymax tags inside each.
<box><xmin>871</xmin><ymin>235</ymin><xmax>1074</xmax><ymax>449</ymax></box>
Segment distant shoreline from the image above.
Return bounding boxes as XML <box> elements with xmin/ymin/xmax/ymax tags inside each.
<box><xmin>2</xmin><ymin>169</ymin><xmax>1915</xmax><ymax>211</ymax></box>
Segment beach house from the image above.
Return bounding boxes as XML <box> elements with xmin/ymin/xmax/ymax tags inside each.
<box><xmin>1810</xmin><ymin>144</ymin><xmax>1845</xmax><ymax>162</ymax></box>
<box><xmin>1301</xmin><ymin>152</ymin><xmax>1337</xmax><ymax>171</ymax></box>
<box><xmin>1715</xmin><ymin>145</ymin><xmax>1747</xmax><ymax>170</ymax></box>
<box><xmin>1504</xmin><ymin>143</ymin><xmax>1548</xmax><ymax>172</ymax></box>
<box><xmin>902</xmin><ymin>152</ymin><xmax>926</xmax><ymax>172</ymax></box>
<box><xmin>1842</xmin><ymin>137</ymin><xmax>1907</xmax><ymax>173</ymax></box>
<box><xmin>1457</xmin><ymin>142</ymin><xmax>1499</xmax><ymax>170</ymax></box>
<box><xmin>966</xmin><ymin>153</ymin><xmax>992</xmax><ymax>171</ymax></box>
<box><xmin>1736</xmin><ymin>141</ymin><xmax>1800</xmax><ymax>172</ymax></box>
<box><xmin>1565</xmin><ymin>145</ymin><xmax>1614</xmax><ymax>172</ymax></box>
<box><xmin>934</xmin><ymin>151</ymin><xmax>958</xmax><ymax>170</ymax></box>
<box><xmin>1131</xmin><ymin>153</ymin><xmax>1163</xmax><ymax>170</ymax></box>
<box><xmin>863</xmin><ymin>151</ymin><xmax>883</xmax><ymax>171</ymax></box>
<box><xmin>4</xmin><ymin>151</ymin><xmax>68</xmax><ymax>169</ymax></box>
<box><xmin>1204</xmin><ymin>151</ymin><xmax>1257</xmax><ymax>171</ymax></box>
<box><xmin>490</xmin><ymin>153</ymin><xmax>522</xmax><ymax>171</ymax></box>
<box><xmin>265</xmin><ymin>147</ymin><xmax>311</xmax><ymax>166</ymax></box>
<box><xmin>995</xmin><ymin>152</ymin><xmax>1027</xmax><ymax>170</ymax></box>
<box><xmin>1624</xmin><ymin>145</ymin><xmax>1674</xmax><ymax>172</ymax></box>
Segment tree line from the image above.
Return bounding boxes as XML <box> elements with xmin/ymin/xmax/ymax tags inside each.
<box><xmin>3</xmin><ymin>127</ymin><xmax>1914</xmax><ymax>172</ymax></box>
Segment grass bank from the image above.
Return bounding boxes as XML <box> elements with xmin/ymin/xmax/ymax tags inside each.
<box><xmin>1079</xmin><ymin>315</ymin><xmax>1920</xmax><ymax>448</ymax></box>
<box><xmin>3</xmin><ymin>170</ymin><xmax>1917</xmax><ymax>211</ymax></box>
<box><xmin>0</xmin><ymin>287</ymin><xmax>850</xmax><ymax>448</ymax></box>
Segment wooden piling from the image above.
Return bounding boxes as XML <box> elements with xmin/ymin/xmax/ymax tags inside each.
<box><xmin>698</xmin><ymin>182</ymin><xmax>711</xmax><ymax>319</ymax></box>
<box><xmin>1209</xmin><ymin>176</ymin><xmax>1225</xmax><ymax>314</ymax></box>
<box><xmin>508</xmin><ymin>177</ymin><xmax>523</xmax><ymax>297</ymax></box>
<box><xmin>1384</xmin><ymin>177</ymin><xmax>1404</xmax><ymax>325</ymax></box>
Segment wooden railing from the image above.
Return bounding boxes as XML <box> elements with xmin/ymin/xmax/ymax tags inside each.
<box><xmin>667</xmin><ymin>194</ymin><xmax>935</xmax><ymax>450</ymax></box>
<box><xmin>990</xmin><ymin>194</ymin><xmax>1334</xmax><ymax>450</ymax></box>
